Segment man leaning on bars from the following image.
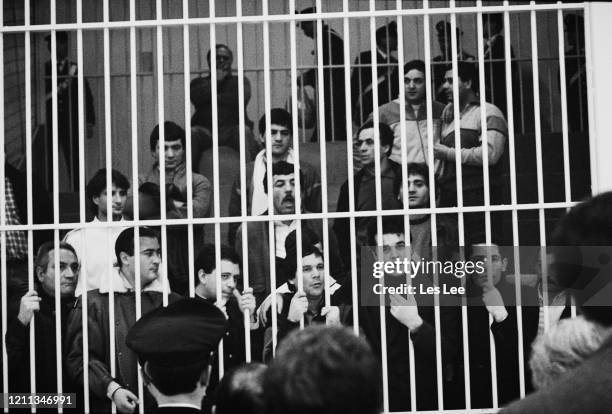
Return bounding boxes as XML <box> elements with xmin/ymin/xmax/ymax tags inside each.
<box><xmin>65</xmin><ymin>227</ymin><xmax>180</xmax><ymax>413</ymax></box>
<box><xmin>5</xmin><ymin>242</ymin><xmax>80</xmax><ymax>410</ymax></box>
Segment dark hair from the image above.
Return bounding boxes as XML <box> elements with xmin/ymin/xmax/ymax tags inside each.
<box><xmin>375</xmin><ymin>21</ymin><xmax>397</xmax><ymax>43</ymax></box>
<box><xmin>549</xmin><ymin>192</ymin><xmax>612</xmax><ymax>326</ymax></box>
<box><xmin>367</xmin><ymin>215</ymin><xmax>405</xmax><ymax>245</ymax></box>
<box><xmin>86</xmin><ymin>168</ymin><xmax>130</xmax><ymax>217</ymax></box>
<box><xmin>35</xmin><ymin>241</ymin><xmax>78</xmax><ymax>270</ymax></box>
<box><xmin>215</xmin><ymin>363</ymin><xmax>267</xmax><ymax>414</ymax></box>
<box><xmin>264</xmin><ymin>325</ymin><xmax>381</xmax><ymax>414</ymax></box>
<box><xmin>145</xmin><ymin>360</ymin><xmax>209</xmax><ymax>396</ymax></box>
<box><xmin>407</xmin><ymin>163</ymin><xmax>430</xmax><ymax>188</ymax></box>
<box><xmin>283</xmin><ymin>227</ymin><xmax>324</xmax><ymax>282</ymax></box>
<box><xmin>443</xmin><ymin>61</ymin><xmax>477</xmax><ymax>86</ymax></box>
<box><xmin>194</xmin><ymin>243</ymin><xmax>240</xmax><ymax>279</ymax></box>
<box><xmin>206</xmin><ymin>44</ymin><xmax>233</xmax><ymax>63</ymax></box>
<box><xmin>149</xmin><ymin>121</ymin><xmax>186</xmax><ymax>151</ymax></box>
<box><xmin>483</xmin><ymin>13</ymin><xmax>503</xmax><ymax>30</ymax></box>
<box><xmin>114</xmin><ymin>227</ymin><xmax>159</xmax><ymax>267</ymax></box>
<box><xmin>259</xmin><ymin>108</ymin><xmax>292</xmax><ymax>136</ymax></box>
<box><xmin>403</xmin><ymin>59</ymin><xmax>426</xmax><ymax>80</ymax></box>
<box><xmin>262</xmin><ymin>161</ymin><xmax>301</xmax><ymax>194</ymax></box>
<box><xmin>356</xmin><ymin>121</ymin><xmax>394</xmax><ymax>157</ymax></box>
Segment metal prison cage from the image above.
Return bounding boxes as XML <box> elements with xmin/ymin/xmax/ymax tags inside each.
<box><xmin>1</xmin><ymin>0</ymin><xmax>610</xmax><ymax>413</ymax></box>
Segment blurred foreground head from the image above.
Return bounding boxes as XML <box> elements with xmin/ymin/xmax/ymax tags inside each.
<box><xmin>264</xmin><ymin>325</ymin><xmax>381</xmax><ymax>414</ymax></box>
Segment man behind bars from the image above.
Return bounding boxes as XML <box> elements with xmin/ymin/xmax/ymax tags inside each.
<box><xmin>297</xmin><ymin>7</ymin><xmax>347</xmax><ymax>142</ymax></box>
<box><xmin>193</xmin><ymin>243</ymin><xmax>263</xmax><ymax>412</ymax></box>
<box><xmin>359</xmin><ymin>215</ymin><xmax>461</xmax><ymax>411</ymax></box>
<box><xmin>263</xmin><ymin>229</ymin><xmax>351</xmax><ymax>362</ymax></box>
<box><xmin>461</xmin><ymin>242</ymin><xmax>539</xmax><ymax>408</ymax></box>
<box><xmin>126</xmin><ymin>298</ymin><xmax>228</xmax><ymax>414</ymax></box>
<box><xmin>190</xmin><ymin>44</ymin><xmax>258</xmax><ymax>168</ymax></box>
<box><xmin>134</xmin><ymin>121</ymin><xmax>212</xmax><ymax>295</ymax></box>
<box><xmin>334</xmin><ymin>120</ymin><xmax>402</xmax><ymax>265</ymax></box>
<box><xmin>436</xmin><ymin>61</ymin><xmax>509</xmax><ymax>245</ymax></box>
<box><xmin>65</xmin><ymin>227</ymin><xmax>180</xmax><ymax>413</ymax></box>
<box><xmin>350</xmin><ymin>21</ymin><xmax>399</xmax><ymax>127</ymax></box>
<box><xmin>500</xmin><ymin>192</ymin><xmax>612</xmax><ymax>413</ymax></box>
<box><xmin>234</xmin><ymin>161</ymin><xmax>345</xmax><ymax>306</ymax></box>
<box><xmin>363</xmin><ymin>60</ymin><xmax>446</xmax><ymax>176</ymax></box>
<box><xmin>227</xmin><ymin>108</ymin><xmax>321</xmax><ymax>247</ymax></box>
<box><xmin>63</xmin><ymin>168</ymin><xmax>130</xmax><ymax>295</ymax></box>
<box><xmin>5</xmin><ymin>242</ymin><xmax>80</xmax><ymax>403</ymax></box>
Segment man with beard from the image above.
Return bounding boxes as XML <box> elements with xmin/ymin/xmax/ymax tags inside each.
<box><xmin>235</xmin><ymin>161</ymin><xmax>345</xmax><ymax>306</ymax></box>
<box><xmin>65</xmin><ymin>227</ymin><xmax>180</xmax><ymax>413</ymax></box>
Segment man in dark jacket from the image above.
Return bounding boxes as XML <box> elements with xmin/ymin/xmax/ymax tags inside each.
<box><xmin>502</xmin><ymin>192</ymin><xmax>612</xmax><ymax>413</ymax></box>
<box><xmin>458</xmin><ymin>243</ymin><xmax>539</xmax><ymax>409</ymax></box>
<box><xmin>5</xmin><ymin>242</ymin><xmax>79</xmax><ymax>408</ymax></box>
<box><xmin>65</xmin><ymin>227</ymin><xmax>180</xmax><ymax>413</ymax></box>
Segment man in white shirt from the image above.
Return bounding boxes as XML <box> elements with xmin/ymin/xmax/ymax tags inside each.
<box><xmin>63</xmin><ymin>168</ymin><xmax>130</xmax><ymax>295</ymax></box>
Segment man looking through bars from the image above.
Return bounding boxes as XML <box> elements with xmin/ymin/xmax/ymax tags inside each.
<box><xmin>5</xmin><ymin>242</ymin><xmax>80</xmax><ymax>405</ymax></box>
<box><xmin>190</xmin><ymin>44</ymin><xmax>258</xmax><ymax>168</ymax></box>
<box><xmin>363</xmin><ymin>60</ymin><xmax>445</xmax><ymax>176</ymax></box>
<box><xmin>65</xmin><ymin>227</ymin><xmax>180</xmax><ymax>413</ymax></box>
<box><xmin>234</xmin><ymin>161</ymin><xmax>345</xmax><ymax>306</ymax></box>
<box><xmin>359</xmin><ymin>215</ymin><xmax>461</xmax><ymax>411</ymax></box>
<box><xmin>63</xmin><ymin>168</ymin><xmax>130</xmax><ymax>295</ymax></box>
<box><xmin>133</xmin><ymin>121</ymin><xmax>212</xmax><ymax>295</ymax></box>
<box><xmin>227</xmin><ymin>108</ymin><xmax>321</xmax><ymax>246</ymax></box>
<box><xmin>334</xmin><ymin>120</ymin><xmax>401</xmax><ymax>265</ymax></box>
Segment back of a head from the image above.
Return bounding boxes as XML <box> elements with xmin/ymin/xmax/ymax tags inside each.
<box><xmin>215</xmin><ymin>363</ymin><xmax>267</xmax><ymax>414</ymax></box>
<box><xmin>529</xmin><ymin>316</ymin><xmax>610</xmax><ymax>390</ymax></box>
<box><xmin>550</xmin><ymin>192</ymin><xmax>612</xmax><ymax>326</ymax></box>
<box><xmin>264</xmin><ymin>325</ymin><xmax>381</xmax><ymax>414</ymax></box>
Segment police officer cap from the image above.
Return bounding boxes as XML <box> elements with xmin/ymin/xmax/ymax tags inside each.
<box><xmin>126</xmin><ymin>298</ymin><xmax>228</xmax><ymax>369</ymax></box>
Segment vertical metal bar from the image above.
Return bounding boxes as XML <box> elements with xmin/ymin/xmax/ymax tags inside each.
<box><xmin>341</xmin><ymin>0</ymin><xmax>360</xmax><ymax>336</ymax></box>
<box><xmin>366</xmin><ymin>1</ymin><xmax>389</xmax><ymax>411</ymax></box>
<box><xmin>503</xmin><ymin>0</ymin><xmax>527</xmax><ymax>399</ymax></box>
<box><xmin>288</xmin><ymin>0</ymin><xmax>305</xmax><ymax>331</ymax></box>
<box><xmin>101</xmin><ymin>3</ymin><xmax>118</xmax><ymax>414</ymax></box>
<box><xmin>153</xmin><ymin>0</ymin><xmax>169</xmax><ymax>309</ymax></box>
<box><xmin>476</xmin><ymin>2</ymin><xmax>499</xmax><ymax>410</ymax></box>
<box><xmin>446</xmin><ymin>1</ymin><xmax>472</xmax><ymax>409</ymax></box>
<box><xmin>583</xmin><ymin>3</ymin><xmax>600</xmax><ymax>195</ymax></box>
<box><xmin>23</xmin><ymin>1</ymin><xmax>38</xmax><ymax>408</ymax></box>
<box><xmin>315</xmin><ymin>0</ymin><xmax>332</xmax><ymax>311</ymax></box>
<box><xmin>557</xmin><ymin>5</ymin><xmax>572</xmax><ymax>203</ymax></box>
<box><xmin>0</xmin><ymin>0</ymin><xmax>8</xmax><ymax>408</ymax></box>
<box><xmin>208</xmin><ymin>0</ymin><xmax>225</xmax><ymax>378</ymax></box>
<box><xmin>235</xmin><ymin>0</ymin><xmax>252</xmax><ymax>362</ymax></box>
<box><xmin>262</xmin><ymin>0</ymin><xmax>279</xmax><ymax>355</ymax></box>
<box><xmin>182</xmin><ymin>0</ymin><xmax>195</xmax><ymax>300</ymax></box>
<box><xmin>530</xmin><ymin>3</ymin><xmax>550</xmax><ymax>333</ymax></box>
<box><xmin>74</xmin><ymin>0</ymin><xmax>91</xmax><ymax>411</ymax></box>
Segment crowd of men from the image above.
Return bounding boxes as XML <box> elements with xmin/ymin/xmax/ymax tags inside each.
<box><xmin>0</xmin><ymin>9</ymin><xmax>596</xmax><ymax>414</ymax></box>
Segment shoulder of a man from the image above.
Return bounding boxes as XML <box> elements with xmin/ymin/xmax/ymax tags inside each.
<box><xmin>502</xmin><ymin>342</ymin><xmax>612</xmax><ymax>413</ymax></box>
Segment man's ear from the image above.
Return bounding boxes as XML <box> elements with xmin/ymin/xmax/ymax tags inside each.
<box><xmin>501</xmin><ymin>257</ymin><xmax>508</xmax><ymax>273</ymax></box>
<box><xmin>119</xmin><ymin>251</ymin><xmax>130</xmax><ymax>267</ymax></box>
<box><xmin>92</xmin><ymin>195</ymin><xmax>101</xmax><ymax>208</ymax></box>
<box><xmin>465</xmin><ymin>79</ymin><xmax>472</xmax><ymax>91</ymax></box>
<box><xmin>35</xmin><ymin>266</ymin><xmax>45</xmax><ymax>283</ymax></box>
<box><xmin>381</xmin><ymin>145</ymin><xmax>391</xmax><ymax>157</ymax></box>
<box><xmin>198</xmin><ymin>269</ymin><xmax>208</xmax><ymax>285</ymax></box>
<box><xmin>199</xmin><ymin>361</ymin><xmax>213</xmax><ymax>387</ymax></box>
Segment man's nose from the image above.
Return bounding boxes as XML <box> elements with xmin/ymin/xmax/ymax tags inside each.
<box><xmin>226</xmin><ymin>277</ymin><xmax>236</xmax><ymax>289</ymax></box>
<box><xmin>408</xmin><ymin>183</ymin><xmax>416</xmax><ymax>193</ymax></box>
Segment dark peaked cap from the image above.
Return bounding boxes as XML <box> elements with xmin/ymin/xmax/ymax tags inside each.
<box><xmin>126</xmin><ymin>298</ymin><xmax>228</xmax><ymax>368</ymax></box>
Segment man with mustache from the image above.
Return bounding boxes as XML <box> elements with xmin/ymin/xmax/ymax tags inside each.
<box><xmin>5</xmin><ymin>242</ymin><xmax>80</xmax><ymax>399</ymax></box>
<box><xmin>227</xmin><ymin>108</ymin><xmax>321</xmax><ymax>246</ymax></box>
<box><xmin>235</xmin><ymin>161</ymin><xmax>345</xmax><ymax>306</ymax></box>
<box><xmin>65</xmin><ymin>227</ymin><xmax>180</xmax><ymax>413</ymax></box>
